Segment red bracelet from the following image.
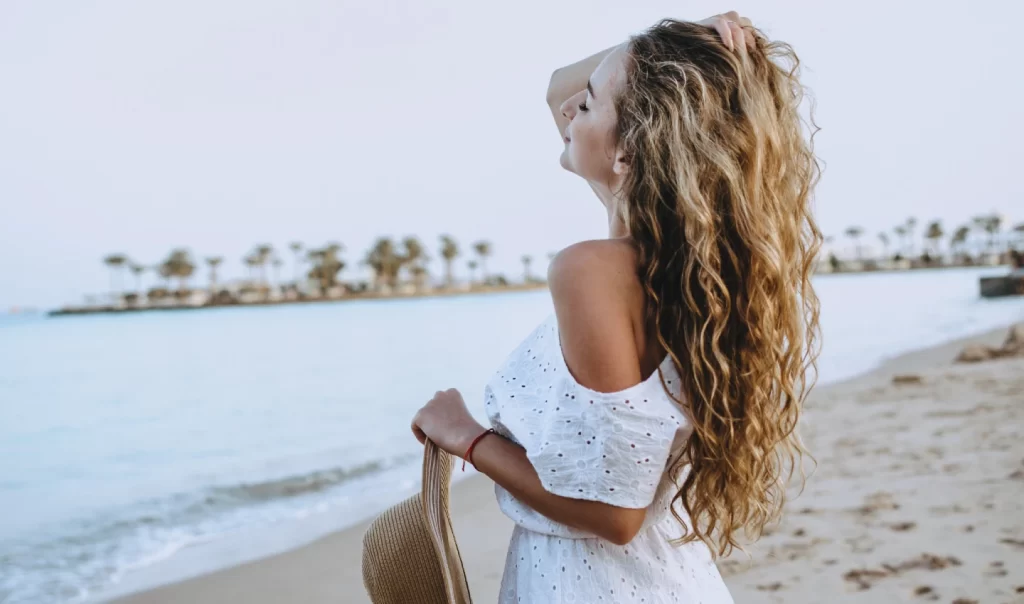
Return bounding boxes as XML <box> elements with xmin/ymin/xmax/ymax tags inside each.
<box><xmin>462</xmin><ymin>428</ymin><xmax>496</xmax><ymax>471</ymax></box>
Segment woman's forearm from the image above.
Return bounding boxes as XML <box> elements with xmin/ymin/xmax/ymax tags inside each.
<box><xmin>469</xmin><ymin>432</ymin><xmax>644</xmax><ymax>545</ymax></box>
<box><xmin>546</xmin><ymin>44</ymin><xmax>621</xmax><ymax>113</ymax></box>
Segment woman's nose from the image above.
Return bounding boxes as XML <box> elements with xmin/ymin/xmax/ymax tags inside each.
<box><xmin>560</xmin><ymin>96</ymin><xmax>576</xmax><ymax>120</ymax></box>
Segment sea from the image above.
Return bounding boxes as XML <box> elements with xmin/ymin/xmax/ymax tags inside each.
<box><xmin>1</xmin><ymin>266</ymin><xmax>1022</xmax><ymax>603</ymax></box>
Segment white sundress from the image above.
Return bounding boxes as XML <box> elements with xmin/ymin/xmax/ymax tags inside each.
<box><xmin>484</xmin><ymin>314</ymin><xmax>734</xmax><ymax>604</ymax></box>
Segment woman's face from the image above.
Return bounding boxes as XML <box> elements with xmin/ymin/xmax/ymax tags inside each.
<box><xmin>559</xmin><ymin>46</ymin><xmax>629</xmax><ymax>187</ymax></box>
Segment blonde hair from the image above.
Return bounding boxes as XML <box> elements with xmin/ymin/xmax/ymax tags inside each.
<box><xmin>616</xmin><ymin>19</ymin><xmax>822</xmax><ymax>557</ymax></box>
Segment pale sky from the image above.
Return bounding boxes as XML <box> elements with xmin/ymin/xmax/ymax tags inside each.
<box><xmin>1</xmin><ymin>0</ymin><xmax>1021</xmax><ymax>309</ymax></box>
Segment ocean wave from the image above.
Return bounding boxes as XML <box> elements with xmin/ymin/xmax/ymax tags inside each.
<box><xmin>206</xmin><ymin>457</ymin><xmax>392</xmax><ymax>503</ymax></box>
<box><xmin>0</xmin><ymin>454</ymin><xmax>418</xmax><ymax>604</ymax></box>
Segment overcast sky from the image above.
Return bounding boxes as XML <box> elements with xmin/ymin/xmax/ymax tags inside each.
<box><xmin>1</xmin><ymin>0</ymin><xmax>1021</xmax><ymax>309</ymax></box>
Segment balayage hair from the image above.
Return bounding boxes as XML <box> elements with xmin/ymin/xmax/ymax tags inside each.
<box><xmin>616</xmin><ymin>19</ymin><xmax>822</xmax><ymax>557</ymax></box>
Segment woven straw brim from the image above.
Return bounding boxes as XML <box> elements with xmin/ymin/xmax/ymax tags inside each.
<box><xmin>361</xmin><ymin>440</ymin><xmax>473</xmax><ymax>604</ymax></box>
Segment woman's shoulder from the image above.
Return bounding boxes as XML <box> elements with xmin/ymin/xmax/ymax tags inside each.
<box><xmin>547</xmin><ymin>239</ymin><xmax>648</xmax><ymax>394</ymax></box>
<box><xmin>547</xmin><ymin>238</ymin><xmax>639</xmax><ymax>288</ymax></box>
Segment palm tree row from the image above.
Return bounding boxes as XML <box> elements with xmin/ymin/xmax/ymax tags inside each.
<box><xmin>102</xmin><ymin>235</ymin><xmax>546</xmax><ymax>301</ymax></box>
<box><xmin>835</xmin><ymin>214</ymin><xmax>1023</xmax><ymax>262</ymax></box>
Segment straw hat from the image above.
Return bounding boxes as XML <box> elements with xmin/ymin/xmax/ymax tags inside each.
<box><xmin>362</xmin><ymin>440</ymin><xmax>473</xmax><ymax>604</ymax></box>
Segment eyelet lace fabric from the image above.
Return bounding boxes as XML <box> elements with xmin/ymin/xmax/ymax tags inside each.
<box><xmin>485</xmin><ymin>314</ymin><xmax>734</xmax><ymax>603</ymax></box>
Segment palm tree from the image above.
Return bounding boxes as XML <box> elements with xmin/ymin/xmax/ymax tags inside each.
<box><xmin>467</xmin><ymin>260</ymin><xmax>479</xmax><ymax>285</ymax></box>
<box><xmin>156</xmin><ymin>263</ymin><xmax>172</xmax><ymax>289</ymax></box>
<box><xmin>306</xmin><ymin>248</ymin><xmax>325</xmax><ymax>289</ymax></box>
<box><xmin>243</xmin><ymin>254</ymin><xmax>260</xmax><ymax>281</ymax></box>
<box><xmin>205</xmin><ymin>257</ymin><xmax>223</xmax><ymax>290</ymax></box>
<box><xmin>439</xmin><ymin>235</ymin><xmax>459</xmax><ymax>288</ymax></box>
<box><xmin>1013</xmin><ymin>222</ymin><xmax>1024</xmax><ymax>247</ymax></box>
<box><xmin>521</xmin><ymin>255</ymin><xmax>533</xmax><ymax>283</ymax></box>
<box><xmin>951</xmin><ymin>225</ymin><xmax>971</xmax><ymax>260</ymax></box>
<box><xmin>983</xmin><ymin>214</ymin><xmax>1003</xmax><ymax>253</ymax></box>
<box><xmin>402</xmin><ymin>237</ymin><xmax>423</xmax><ymax>263</ymax></box>
<box><xmin>924</xmin><ymin>220</ymin><xmax>944</xmax><ymax>258</ymax></box>
<box><xmin>253</xmin><ymin>244</ymin><xmax>274</xmax><ymax>285</ymax></box>
<box><xmin>272</xmin><ymin>256</ymin><xmax>283</xmax><ymax>286</ymax></box>
<box><xmin>877</xmin><ymin>232</ymin><xmax>890</xmax><ymax>260</ymax></box>
<box><xmin>473</xmin><ymin>241</ymin><xmax>492</xmax><ymax>282</ymax></box>
<box><xmin>307</xmin><ymin>245</ymin><xmax>345</xmax><ymax>292</ymax></box>
<box><xmin>365</xmin><ymin>237</ymin><xmax>401</xmax><ymax>290</ymax></box>
<box><xmin>103</xmin><ymin>254</ymin><xmax>128</xmax><ymax>300</ymax></box>
<box><xmin>162</xmin><ymin>249</ymin><xmax>196</xmax><ymax>294</ymax></box>
<box><xmin>893</xmin><ymin>225</ymin><xmax>909</xmax><ymax>258</ymax></box>
<box><xmin>970</xmin><ymin>215</ymin><xmax>994</xmax><ymax>255</ymax></box>
<box><xmin>289</xmin><ymin>242</ymin><xmax>304</xmax><ymax>284</ymax></box>
<box><xmin>844</xmin><ymin>226</ymin><xmax>864</xmax><ymax>260</ymax></box>
<box><xmin>129</xmin><ymin>264</ymin><xmax>146</xmax><ymax>294</ymax></box>
<box><xmin>400</xmin><ymin>237</ymin><xmax>428</xmax><ymax>281</ymax></box>
<box><xmin>905</xmin><ymin>217</ymin><xmax>918</xmax><ymax>256</ymax></box>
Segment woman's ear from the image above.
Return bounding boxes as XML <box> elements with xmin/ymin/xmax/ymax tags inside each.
<box><xmin>612</xmin><ymin>148</ymin><xmax>630</xmax><ymax>176</ymax></box>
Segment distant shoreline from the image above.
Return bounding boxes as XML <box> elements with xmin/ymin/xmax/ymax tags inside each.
<box><xmin>49</xmin><ymin>260</ymin><xmax>1017</xmax><ymax>318</ymax></box>
<box><xmin>48</xmin><ymin>282</ymin><xmax>549</xmax><ymax>318</ymax></box>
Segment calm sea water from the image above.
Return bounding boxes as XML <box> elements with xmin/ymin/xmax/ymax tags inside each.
<box><xmin>1</xmin><ymin>267</ymin><xmax>1022</xmax><ymax>603</ymax></box>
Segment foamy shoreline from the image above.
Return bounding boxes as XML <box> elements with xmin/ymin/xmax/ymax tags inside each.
<box><xmin>99</xmin><ymin>321</ymin><xmax>1024</xmax><ymax>604</ymax></box>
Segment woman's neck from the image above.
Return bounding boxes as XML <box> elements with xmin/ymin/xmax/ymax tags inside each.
<box><xmin>593</xmin><ymin>179</ymin><xmax>630</xmax><ymax>239</ymax></box>
<box><xmin>606</xmin><ymin>194</ymin><xmax>629</xmax><ymax>239</ymax></box>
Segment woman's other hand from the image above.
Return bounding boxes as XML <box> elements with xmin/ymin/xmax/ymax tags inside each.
<box><xmin>411</xmin><ymin>388</ymin><xmax>487</xmax><ymax>457</ymax></box>
<box><xmin>698</xmin><ymin>11</ymin><xmax>755</xmax><ymax>52</ymax></box>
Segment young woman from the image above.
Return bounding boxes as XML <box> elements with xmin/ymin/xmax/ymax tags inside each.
<box><xmin>412</xmin><ymin>11</ymin><xmax>821</xmax><ymax>602</ymax></box>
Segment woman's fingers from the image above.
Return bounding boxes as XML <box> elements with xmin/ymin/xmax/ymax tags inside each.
<box><xmin>738</xmin><ymin>17</ymin><xmax>756</xmax><ymax>50</ymax></box>
<box><xmin>715</xmin><ymin>16</ymin><xmax>735</xmax><ymax>51</ymax></box>
<box><xmin>708</xmin><ymin>11</ymin><xmax>755</xmax><ymax>53</ymax></box>
<box><xmin>728</xmin><ymin>21</ymin><xmax>746</xmax><ymax>54</ymax></box>
<box><xmin>411</xmin><ymin>420</ymin><xmax>426</xmax><ymax>444</ymax></box>
<box><xmin>411</xmin><ymin>408</ymin><xmax>427</xmax><ymax>444</ymax></box>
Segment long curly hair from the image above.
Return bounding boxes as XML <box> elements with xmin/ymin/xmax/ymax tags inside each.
<box><xmin>615</xmin><ymin>19</ymin><xmax>822</xmax><ymax>557</ymax></box>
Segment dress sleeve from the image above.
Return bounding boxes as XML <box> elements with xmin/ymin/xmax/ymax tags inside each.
<box><xmin>524</xmin><ymin>382</ymin><xmax>685</xmax><ymax>509</ymax></box>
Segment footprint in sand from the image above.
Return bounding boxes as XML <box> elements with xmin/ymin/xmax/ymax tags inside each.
<box><xmin>842</xmin><ymin>554</ymin><xmax>962</xmax><ymax>591</ymax></box>
<box><xmin>983</xmin><ymin>561</ymin><xmax>1007</xmax><ymax>581</ymax></box>
<box><xmin>892</xmin><ymin>374</ymin><xmax>923</xmax><ymax>385</ymax></box>
<box><xmin>1000</xmin><ymin>538</ymin><xmax>1024</xmax><ymax>550</ymax></box>
<box><xmin>890</xmin><ymin>522</ymin><xmax>916</xmax><ymax>532</ymax></box>
<box><xmin>857</xmin><ymin>491</ymin><xmax>900</xmax><ymax>516</ymax></box>
<box><xmin>983</xmin><ymin>560</ymin><xmax>1008</xmax><ymax>577</ymax></box>
<box><xmin>912</xmin><ymin>585</ymin><xmax>940</xmax><ymax>601</ymax></box>
<box><xmin>929</xmin><ymin>503</ymin><xmax>970</xmax><ymax>515</ymax></box>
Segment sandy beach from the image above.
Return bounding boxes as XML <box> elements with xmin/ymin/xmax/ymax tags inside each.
<box><xmin>111</xmin><ymin>325</ymin><xmax>1024</xmax><ymax>604</ymax></box>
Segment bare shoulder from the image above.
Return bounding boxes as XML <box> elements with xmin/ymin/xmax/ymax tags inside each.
<box><xmin>547</xmin><ymin>239</ymin><xmax>638</xmax><ymax>288</ymax></box>
<box><xmin>548</xmin><ymin>239</ymin><xmax>645</xmax><ymax>393</ymax></box>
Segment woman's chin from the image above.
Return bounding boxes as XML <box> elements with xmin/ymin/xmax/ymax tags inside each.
<box><xmin>558</xmin><ymin>149</ymin><xmax>574</xmax><ymax>173</ymax></box>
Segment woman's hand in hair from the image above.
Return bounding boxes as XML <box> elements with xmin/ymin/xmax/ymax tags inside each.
<box><xmin>698</xmin><ymin>11</ymin><xmax>755</xmax><ymax>52</ymax></box>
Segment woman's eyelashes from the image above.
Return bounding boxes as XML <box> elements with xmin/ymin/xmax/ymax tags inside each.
<box><xmin>577</xmin><ymin>100</ymin><xmax>589</xmax><ymax>112</ymax></box>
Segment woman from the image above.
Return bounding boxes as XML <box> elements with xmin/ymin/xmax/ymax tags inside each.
<box><xmin>412</xmin><ymin>11</ymin><xmax>820</xmax><ymax>602</ymax></box>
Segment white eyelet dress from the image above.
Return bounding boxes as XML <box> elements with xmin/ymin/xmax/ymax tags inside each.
<box><xmin>484</xmin><ymin>314</ymin><xmax>734</xmax><ymax>603</ymax></box>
